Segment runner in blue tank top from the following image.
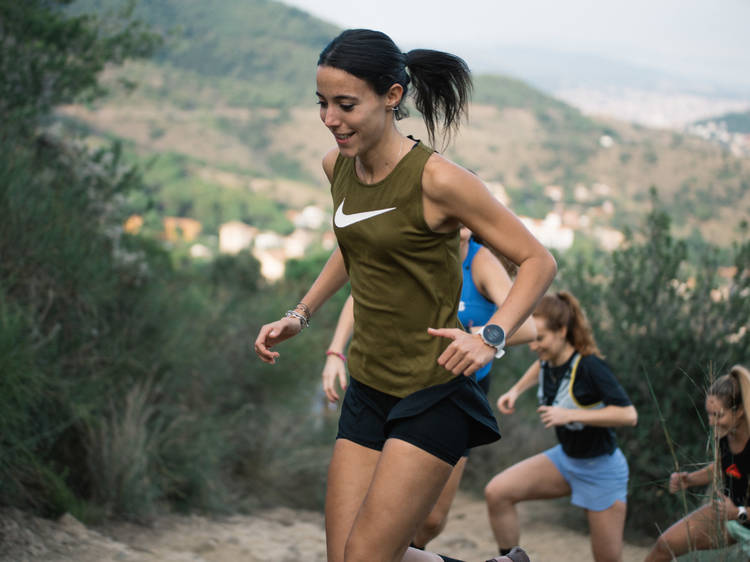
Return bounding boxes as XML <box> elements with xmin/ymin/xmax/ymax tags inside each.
<box><xmin>459</xmin><ymin>234</ymin><xmax>501</xmax><ymax>387</ymax></box>
<box><xmin>322</xmin><ymin>226</ymin><xmax>536</xmax><ymax>550</ymax></box>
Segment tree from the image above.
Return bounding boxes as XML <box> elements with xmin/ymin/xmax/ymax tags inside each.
<box><xmin>558</xmin><ymin>192</ymin><xmax>750</xmax><ymax>532</ymax></box>
<box><xmin>0</xmin><ymin>0</ymin><xmax>159</xmax><ymax>134</ymax></box>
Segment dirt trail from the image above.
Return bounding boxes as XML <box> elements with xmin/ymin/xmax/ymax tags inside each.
<box><xmin>0</xmin><ymin>492</ymin><xmax>659</xmax><ymax>562</ymax></box>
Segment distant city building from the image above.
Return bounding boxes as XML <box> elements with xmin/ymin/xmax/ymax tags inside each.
<box><xmin>544</xmin><ymin>185</ymin><xmax>564</xmax><ymax>202</ymax></box>
<box><xmin>485</xmin><ymin>181</ymin><xmax>510</xmax><ymax>206</ymax></box>
<box><xmin>519</xmin><ymin>213</ymin><xmax>574</xmax><ymax>250</ymax></box>
<box><xmin>254</xmin><ymin>247</ymin><xmax>286</xmax><ymax>282</ymax></box>
<box><xmin>599</xmin><ymin>135</ymin><xmax>614</xmax><ymax>148</ymax></box>
<box><xmin>686</xmin><ymin>121</ymin><xmax>750</xmax><ymax>157</ymax></box>
<box><xmin>124</xmin><ymin>214</ymin><xmax>143</xmax><ymax>234</ymax></box>
<box><xmin>293</xmin><ymin>205</ymin><xmax>328</xmax><ymax>230</ymax></box>
<box><xmin>163</xmin><ymin>217</ymin><xmax>202</xmax><ymax>242</ymax></box>
<box><xmin>592</xmin><ymin>183</ymin><xmax>612</xmax><ymax>197</ymax></box>
<box><xmin>592</xmin><ymin>227</ymin><xmax>624</xmax><ymax>251</ymax></box>
<box><xmin>190</xmin><ymin>244</ymin><xmax>213</xmax><ymax>259</ymax></box>
<box><xmin>600</xmin><ymin>200</ymin><xmax>615</xmax><ymax>215</ymax></box>
<box><xmin>219</xmin><ymin>221</ymin><xmax>258</xmax><ymax>254</ymax></box>
<box><xmin>573</xmin><ymin>184</ymin><xmax>591</xmax><ymax>203</ymax></box>
<box><xmin>284</xmin><ymin>229</ymin><xmax>316</xmax><ymax>258</ymax></box>
<box><xmin>254</xmin><ymin>231</ymin><xmax>284</xmax><ymax>251</ymax></box>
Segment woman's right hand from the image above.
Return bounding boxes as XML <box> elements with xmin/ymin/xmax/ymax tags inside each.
<box><xmin>253</xmin><ymin>316</ymin><xmax>302</xmax><ymax>364</ymax></box>
<box><xmin>497</xmin><ymin>389</ymin><xmax>519</xmax><ymax>414</ymax></box>
<box><xmin>669</xmin><ymin>471</ymin><xmax>690</xmax><ymax>493</ymax></box>
<box><xmin>322</xmin><ymin>355</ymin><xmax>348</xmax><ymax>402</ymax></box>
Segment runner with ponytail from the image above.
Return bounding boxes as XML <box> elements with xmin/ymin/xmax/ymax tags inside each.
<box><xmin>486</xmin><ymin>291</ymin><xmax>637</xmax><ymax>562</ymax></box>
<box><xmin>646</xmin><ymin>365</ymin><xmax>750</xmax><ymax>561</ymax></box>
<box><xmin>255</xmin><ymin>28</ymin><xmax>555</xmax><ymax>562</ymax></box>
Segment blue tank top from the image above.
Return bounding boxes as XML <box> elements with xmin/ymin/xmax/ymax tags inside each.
<box><xmin>458</xmin><ymin>237</ymin><xmax>498</xmax><ymax>382</ymax></box>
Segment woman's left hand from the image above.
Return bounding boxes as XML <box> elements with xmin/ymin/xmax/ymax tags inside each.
<box><xmin>537</xmin><ymin>405</ymin><xmax>572</xmax><ymax>428</ymax></box>
<box><xmin>427</xmin><ymin>327</ymin><xmax>496</xmax><ymax>376</ymax></box>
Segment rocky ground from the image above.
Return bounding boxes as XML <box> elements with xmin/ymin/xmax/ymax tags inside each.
<box><xmin>0</xmin><ymin>491</ymin><xmax>669</xmax><ymax>562</ymax></box>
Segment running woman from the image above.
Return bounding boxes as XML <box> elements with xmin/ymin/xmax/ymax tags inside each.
<box><xmin>645</xmin><ymin>365</ymin><xmax>750</xmax><ymax>561</ymax></box>
<box><xmin>485</xmin><ymin>291</ymin><xmax>637</xmax><ymax>562</ymax></box>
<box><xmin>321</xmin><ymin>227</ymin><xmax>537</xmax><ymax>552</ymax></box>
<box><xmin>255</xmin><ymin>29</ymin><xmax>556</xmax><ymax>562</ymax></box>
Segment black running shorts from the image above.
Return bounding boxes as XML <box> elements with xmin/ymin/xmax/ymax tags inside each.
<box><xmin>336</xmin><ymin>375</ymin><xmax>500</xmax><ymax>466</ymax></box>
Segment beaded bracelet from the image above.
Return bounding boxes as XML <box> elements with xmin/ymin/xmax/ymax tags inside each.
<box><xmin>326</xmin><ymin>350</ymin><xmax>346</xmax><ymax>363</ymax></box>
<box><xmin>285</xmin><ymin>309</ymin><xmax>309</xmax><ymax>330</ymax></box>
<box><xmin>295</xmin><ymin>302</ymin><xmax>311</xmax><ymax>320</ymax></box>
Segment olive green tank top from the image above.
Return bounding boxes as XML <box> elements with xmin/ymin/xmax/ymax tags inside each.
<box><xmin>331</xmin><ymin>141</ymin><xmax>462</xmax><ymax>397</ymax></box>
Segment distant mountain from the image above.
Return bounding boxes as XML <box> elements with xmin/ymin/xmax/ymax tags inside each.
<box><xmin>461</xmin><ymin>44</ymin><xmax>750</xmax><ymax>99</ymax></box>
<box><xmin>58</xmin><ymin>0</ymin><xmax>750</xmax><ymax>247</ymax></box>
<box><xmin>695</xmin><ymin>110</ymin><xmax>750</xmax><ymax>134</ymax></box>
<box><xmin>70</xmin><ymin>0</ymin><xmax>337</xmax><ymax>107</ymax></box>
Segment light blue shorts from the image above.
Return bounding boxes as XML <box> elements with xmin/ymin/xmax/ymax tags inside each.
<box><xmin>544</xmin><ymin>444</ymin><xmax>629</xmax><ymax>511</ymax></box>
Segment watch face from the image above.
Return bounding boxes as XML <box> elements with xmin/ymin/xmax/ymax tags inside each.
<box><xmin>483</xmin><ymin>324</ymin><xmax>505</xmax><ymax>346</ymax></box>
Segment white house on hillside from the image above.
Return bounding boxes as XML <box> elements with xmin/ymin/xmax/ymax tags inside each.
<box><xmin>520</xmin><ymin>212</ymin><xmax>574</xmax><ymax>251</ymax></box>
<box><xmin>219</xmin><ymin>221</ymin><xmax>258</xmax><ymax>254</ymax></box>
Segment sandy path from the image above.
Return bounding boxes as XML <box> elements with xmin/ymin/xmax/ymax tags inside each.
<box><xmin>1</xmin><ymin>492</ymin><xmax>661</xmax><ymax>562</ymax></box>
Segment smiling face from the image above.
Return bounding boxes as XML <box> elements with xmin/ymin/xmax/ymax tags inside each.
<box><xmin>316</xmin><ymin>65</ymin><xmax>399</xmax><ymax>158</ymax></box>
<box><xmin>530</xmin><ymin>316</ymin><xmax>571</xmax><ymax>366</ymax></box>
<box><xmin>706</xmin><ymin>394</ymin><xmax>744</xmax><ymax>438</ymax></box>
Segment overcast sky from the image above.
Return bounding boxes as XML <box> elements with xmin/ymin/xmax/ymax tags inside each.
<box><xmin>281</xmin><ymin>0</ymin><xmax>750</xmax><ymax>90</ymax></box>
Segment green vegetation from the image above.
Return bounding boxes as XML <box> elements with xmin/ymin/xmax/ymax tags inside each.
<box><xmin>3</xmin><ymin>0</ymin><xmax>749</xmax><ymax>545</ymax></box>
<box><xmin>695</xmin><ymin>110</ymin><xmax>750</xmax><ymax>134</ymax></box>
<box><xmin>474</xmin><ymin>74</ymin><xmax>598</xmax><ymax>137</ymax></box>
<box><xmin>48</xmin><ymin>1</ymin><xmax>749</xmax><ymax>246</ymax></box>
<box><xmin>71</xmin><ymin>0</ymin><xmax>338</xmax><ymax>109</ymax></box>
<box><xmin>466</xmin><ymin>194</ymin><xmax>750</xmax><ymax>534</ymax></box>
<box><xmin>133</xmin><ymin>151</ymin><xmax>294</xmax><ymax>234</ymax></box>
<box><xmin>0</xmin><ymin>0</ymin><xmax>340</xmax><ymax>521</ymax></box>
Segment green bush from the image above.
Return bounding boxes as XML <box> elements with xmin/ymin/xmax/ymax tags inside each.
<box><xmin>560</xmin><ymin>193</ymin><xmax>749</xmax><ymax>534</ymax></box>
<box><xmin>462</xmin><ymin>193</ymin><xmax>748</xmax><ymax>537</ymax></box>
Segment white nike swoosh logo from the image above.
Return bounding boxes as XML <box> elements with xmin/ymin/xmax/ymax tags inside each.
<box><xmin>334</xmin><ymin>199</ymin><xmax>396</xmax><ymax>228</ymax></box>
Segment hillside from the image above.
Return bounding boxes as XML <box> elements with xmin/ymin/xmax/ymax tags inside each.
<box><xmin>59</xmin><ymin>0</ymin><xmax>750</xmax><ymax>247</ymax></box>
<box><xmin>695</xmin><ymin>110</ymin><xmax>750</xmax><ymax>134</ymax></box>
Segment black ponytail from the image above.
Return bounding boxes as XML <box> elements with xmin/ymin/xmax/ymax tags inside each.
<box><xmin>318</xmin><ymin>29</ymin><xmax>472</xmax><ymax>148</ymax></box>
<box><xmin>404</xmin><ymin>49</ymin><xmax>471</xmax><ymax>148</ymax></box>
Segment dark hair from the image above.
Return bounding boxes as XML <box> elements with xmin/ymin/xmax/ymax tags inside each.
<box><xmin>533</xmin><ymin>291</ymin><xmax>602</xmax><ymax>357</ymax></box>
<box><xmin>318</xmin><ymin>29</ymin><xmax>471</xmax><ymax>148</ymax></box>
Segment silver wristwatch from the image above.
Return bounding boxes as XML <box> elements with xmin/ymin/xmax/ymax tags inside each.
<box><xmin>479</xmin><ymin>324</ymin><xmax>506</xmax><ymax>359</ymax></box>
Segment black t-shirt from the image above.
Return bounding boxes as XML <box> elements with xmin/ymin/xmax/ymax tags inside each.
<box><xmin>721</xmin><ymin>436</ymin><xmax>750</xmax><ymax>507</ymax></box>
<box><xmin>540</xmin><ymin>353</ymin><xmax>632</xmax><ymax>458</ymax></box>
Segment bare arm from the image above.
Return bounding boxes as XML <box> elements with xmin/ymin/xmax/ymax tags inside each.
<box><xmin>254</xmin><ymin>248</ymin><xmax>349</xmax><ymax>363</ymax></box>
<box><xmin>254</xmin><ymin>148</ymin><xmax>347</xmax><ymax>364</ymax></box>
<box><xmin>322</xmin><ymin>295</ymin><xmax>354</xmax><ymax>402</ymax></box>
<box><xmin>471</xmin><ymin>246</ymin><xmax>536</xmax><ymax>346</ymax></box>
<box><xmin>497</xmin><ymin>360</ymin><xmax>541</xmax><ymax>414</ymax></box>
<box><xmin>422</xmin><ymin>156</ymin><xmax>556</xmax><ymax>376</ymax></box>
<box><xmin>669</xmin><ymin>464</ymin><xmax>713</xmax><ymax>493</ymax></box>
<box><xmin>537</xmin><ymin>404</ymin><xmax>638</xmax><ymax>428</ymax></box>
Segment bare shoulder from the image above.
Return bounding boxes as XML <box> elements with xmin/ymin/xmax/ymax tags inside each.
<box><xmin>322</xmin><ymin>147</ymin><xmax>340</xmax><ymax>183</ymax></box>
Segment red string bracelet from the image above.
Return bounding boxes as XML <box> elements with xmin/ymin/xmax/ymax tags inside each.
<box><xmin>326</xmin><ymin>350</ymin><xmax>346</xmax><ymax>362</ymax></box>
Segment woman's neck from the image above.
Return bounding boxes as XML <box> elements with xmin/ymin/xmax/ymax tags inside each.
<box><xmin>729</xmin><ymin>419</ymin><xmax>750</xmax><ymax>450</ymax></box>
<box><xmin>549</xmin><ymin>344</ymin><xmax>577</xmax><ymax>367</ymax></box>
<box><xmin>355</xmin><ymin>128</ymin><xmax>405</xmax><ymax>184</ymax></box>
